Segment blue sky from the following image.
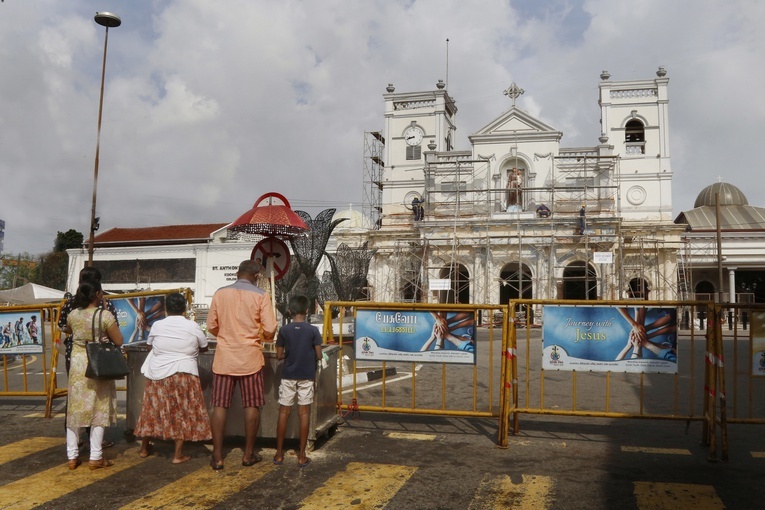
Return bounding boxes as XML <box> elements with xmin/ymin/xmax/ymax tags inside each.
<box><xmin>1</xmin><ymin>0</ymin><xmax>763</xmax><ymax>255</ymax></box>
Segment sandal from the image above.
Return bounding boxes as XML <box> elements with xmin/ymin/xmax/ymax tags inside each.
<box><xmin>89</xmin><ymin>458</ymin><xmax>114</xmax><ymax>470</ymax></box>
<box><xmin>68</xmin><ymin>459</ymin><xmax>81</xmax><ymax>470</ymax></box>
<box><xmin>210</xmin><ymin>459</ymin><xmax>224</xmax><ymax>471</ymax></box>
<box><xmin>242</xmin><ymin>453</ymin><xmax>262</xmax><ymax>466</ymax></box>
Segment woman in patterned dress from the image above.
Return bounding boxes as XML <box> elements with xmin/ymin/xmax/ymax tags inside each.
<box><xmin>63</xmin><ymin>281</ymin><xmax>123</xmax><ymax>470</ymax></box>
<box><xmin>134</xmin><ymin>292</ymin><xmax>212</xmax><ymax>464</ymax></box>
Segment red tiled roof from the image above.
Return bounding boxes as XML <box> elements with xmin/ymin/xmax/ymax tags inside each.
<box><xmin>92</xmin><ymin>223</ymin><xmax>229</xmax><ymax>247</ymax></box>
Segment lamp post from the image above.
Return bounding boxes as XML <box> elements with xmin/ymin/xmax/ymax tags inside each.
<box><xmin>87</xmin><ymin>12</ymin><xmax>121</xmax><ymax>266</ymax></box>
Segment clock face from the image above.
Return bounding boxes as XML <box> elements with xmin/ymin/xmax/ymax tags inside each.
<box><xmin>404</xmin><ymin>126</ymin><xmax>424</xmax><ymax>146</ymax></box>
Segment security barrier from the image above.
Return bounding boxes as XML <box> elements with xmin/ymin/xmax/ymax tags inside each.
<box><xmin>708</xmin><ymin>303</ymin><xmax>765</xmax><ymax>425</ymax></box>
<box><xmin>44</xmin><ymin>288</ymin><xmax>192</xmax><ymax>417</ymax></box>
<box><xmin>1</xmin><ymin>303</ymin><xmax>59</xmax><ymax>407</ymax></box>
<box><xmin>497</xmin><ymin>299</ymin><xmax>725</xmax><ymax>456</ymax></box>
<box><xmin>324</xmin><ymin>301</ymin><xmax>508</xmax><ymax>420</ymax></box>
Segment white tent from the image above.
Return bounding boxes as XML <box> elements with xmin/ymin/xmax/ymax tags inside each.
<box><xmin>0</xmin><ymin>283</ymin><xmax>65</xmax><ymax>305</ymax></box>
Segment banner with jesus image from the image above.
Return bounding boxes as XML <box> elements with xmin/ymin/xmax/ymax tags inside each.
<box><xmin>542</xmin><ymin>305</ymin><xmax>678</xmax><ymax>374</ymax></box>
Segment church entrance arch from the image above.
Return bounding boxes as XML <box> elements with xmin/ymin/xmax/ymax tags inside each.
<box><xmin>694</xmin><ymin>280</ymin><xmax>715</xmax><ymax>301</ymax></box>
<box><xmin>627</xmin><ymin>277</ymin><xmax>650</xmax><ymax>300</ymax></box>
<box><xmin>438</xmin><ymin>264</ymin><xmax>470</xmax><ymax>304</ymax></box>
<box><xmin>562</xmin><ymin>261</ymin><xmax>597</xmax><ymax>300</ymax></box>
<box><xmin>499</xmin><ymin>262</ymin><xmax>532</xmax><ymax>303</ymax></box>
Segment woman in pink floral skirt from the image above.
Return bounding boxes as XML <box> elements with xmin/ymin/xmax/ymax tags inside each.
<box><xmin>134</xmin><ymin>293</ymin><xmax>211</xmax><ymax>463</ymax></box>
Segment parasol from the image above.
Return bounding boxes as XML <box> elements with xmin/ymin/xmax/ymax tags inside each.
<box><xmin>229</xmin><ymin>192</ymin><xmax>309</xmax><ymax>236</ymax></box>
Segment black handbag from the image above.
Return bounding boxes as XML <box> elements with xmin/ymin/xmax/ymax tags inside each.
<box><xmin>85</xmin><ymin>308</ymin><xmax>129</xmax><ymax>380</ymax></box>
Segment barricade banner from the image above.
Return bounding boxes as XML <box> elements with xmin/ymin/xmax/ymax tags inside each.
<box><xmin>542</xmin><ymin>305</ymin><xmax>678</xmax><ymax>374</ymax></box>
<box><xmin>355</xmin><ymin>309</ymin><xmax>476</xmax><ymax>365</ymax></box>
<box><xmin>752</xmin><ymin>311</ymin><xmax>765</xmax><ymax>377</ymax></box>
<box><xmin>0</xmin><ymin>310</ymin><xmax>44</xmax><ymax>354</ymax></box>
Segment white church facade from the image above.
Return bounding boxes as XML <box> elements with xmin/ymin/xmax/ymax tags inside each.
<box><xmin>357</xmin><ymin>68</ymin><xmax>684</xmax><ymax>306</ymax></box>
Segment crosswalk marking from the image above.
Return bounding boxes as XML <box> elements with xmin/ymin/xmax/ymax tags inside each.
<box><xmin>298</xmin><ymin>462</ymin><xmax>417</xmax><ymax>509</ymax></box>
<box><xmin>23</xmin><ymin>412</ymin><xmax>127</xmax><ymax>420</ymax></box>
<box><xmin>622</xmin><ymin>446</ymin><xmax>691</xmax><ymax>455</ymax></box>
<box><xmin>633</xmin><ymin>482</ymin><xmax>725</xmax><ymax>510</ymax></box>
<box><xmin>386</xmin><ymin>432</ymin><xmax>436</xmax><ymax>441</ymax></box>
<box><xmin>0</xmin><ymin>447</ymin><xmax>148</xmax><ymax>510</ymax></box>
<box><xmin>119</xmin><ymin>449</ymin><xmax>275</xmax><ymax>509</ymax></box>
<box><xmin>470</xmin><ymin>473</ymin><xmax>554</xmax><ymax>509</ymax></box>
<box><xmin>0</xmin><ymin>437</ymin><xmax>64</xmax><ymax>466</ymax></box>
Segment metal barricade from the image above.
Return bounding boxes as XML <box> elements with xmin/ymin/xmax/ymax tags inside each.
<box><xmin>325</xmin><ymin>301</ymin><xmax>509</xmax><ymax>421</ymax></box>
<box><xmin>498</xmin><ymin>299</ymin><xmax>720</xmax><ymax>456</ymax></box>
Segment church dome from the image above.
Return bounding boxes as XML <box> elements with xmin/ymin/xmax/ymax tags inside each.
<box><xmin>332</xmin><ymin>207</ymin><xmax>371</xmax><ymax>230</ymax></box>
<box><xmin>693</xmin><ymin>182</ymin><xmax>748</xmax><ymax>208</ymax></box>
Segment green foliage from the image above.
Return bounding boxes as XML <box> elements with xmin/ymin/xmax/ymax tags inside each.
<box><xmin>54</xmin><ymin>229</ymin><xmax>84</xmax><ymax>252</ymax></box>
<box><xmin>0</xmin><ymin>253</ymin><xmax>38</xmax><ymax>289</ymax></box>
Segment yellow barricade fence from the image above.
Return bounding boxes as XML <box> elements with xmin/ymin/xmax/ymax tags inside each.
<box><xmin>324</xmin><ymin>301</ymin><xmax>509</xmax><ymax>421</ymax></box>
<box><xmin>44</xmin><ymin>288</ymin><xmax>193</xmax><ymax>418</ymax></box>
<box><xmin>1</xmin><ymin>303</ymin><xmax>60</xmax><ymax>406</ymax></box>
<box><xmin>497</xmin><ymin>299</ymin><xmax>728</xmax><ymax>458</ymax></box>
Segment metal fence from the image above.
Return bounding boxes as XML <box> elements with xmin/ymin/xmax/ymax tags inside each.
<box><xmin>323</xmin><ymin>301</ymin><xmax>509</xmax><ymax>420</ymax></box>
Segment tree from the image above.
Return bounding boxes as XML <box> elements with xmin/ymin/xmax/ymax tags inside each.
<box><xmin>54</xmin><ymin>229</ymin><xmax>84</xmax><ymax>252</ymax></box>
<box><xmin>33</xmin><ymin>229</ymin><xmax>84</xmax><ymax>290</ymax></box>
<box><xmin>0</xmin><ymin>253</ymin><xmax>37</xmax><ymax>289</ymax></box>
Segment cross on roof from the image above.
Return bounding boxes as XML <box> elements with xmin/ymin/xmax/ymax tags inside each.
<box><xmin>503</xmin><ymin>82</ymin><xmax>525</xmax><ymax>107</ymax></box>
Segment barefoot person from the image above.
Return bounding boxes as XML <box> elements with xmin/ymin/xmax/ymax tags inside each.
<box><xmin>206</xmin><ymin>260</ymin><xmax>277</xmax><ymax>470</ymax></box>
<box><xmin>134</xmin><ymin>293</ymin><xmax>211</xmax><ymax>464</ymax></box>
<box><xmin>273</xmin><ymin>295</ymin><xmax>323</xmax><ymax>467</ymax></box>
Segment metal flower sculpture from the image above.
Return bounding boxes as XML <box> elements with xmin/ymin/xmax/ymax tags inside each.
<box><xmin>325</xmin><ymin>242</ymin><xmax>377</xmax><ymax>302</ymax></box>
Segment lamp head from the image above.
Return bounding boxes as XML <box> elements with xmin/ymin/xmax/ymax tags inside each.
<box><xmin>94</xmin><ymin>12</ymin><xmax>121</xmax><ymax>28</ymax></box>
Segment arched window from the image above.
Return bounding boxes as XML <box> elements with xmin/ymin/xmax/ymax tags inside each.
<box><xmin>625</xmin><ymin>120</ymin><xmax>645</xmax><ymax>155</ymax></box>
<box><xmin>625</xmin><ymin>120</ymin><xmax>645</xmax><ymax>142</ymax></box>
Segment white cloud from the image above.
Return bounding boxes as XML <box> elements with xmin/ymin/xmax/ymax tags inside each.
<box><xmin>0</xmin><ymin>0</ymin><xmax>762</xmax><ymax>255</ymax></box>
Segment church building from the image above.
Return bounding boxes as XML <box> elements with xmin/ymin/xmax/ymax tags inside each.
<box><xmin>359</xmin><ymin>68</ymin><xmax>685</xmax><ymax>307</ymax></box>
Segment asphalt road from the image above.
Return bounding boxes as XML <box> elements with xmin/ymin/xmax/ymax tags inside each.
<box><xmin>1</xmin><ymin>323</ymin><xmax>763</xmax><ymax>508</ymax></box>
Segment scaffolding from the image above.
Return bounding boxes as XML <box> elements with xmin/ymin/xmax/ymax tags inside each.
<box><xmin>369</xmin><ymin>150</ymin><xmax>680</xmax><ymax>306</ymax></box>
<box><xmin>362</xmin><ymin>131</ymin><xmax>384</xmax><ymax>230</ymax></box>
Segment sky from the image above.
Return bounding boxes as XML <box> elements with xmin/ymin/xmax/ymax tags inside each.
<box><xmin>1</xmin><ymin>0</ymin><xmax>763</xmax><ymax>256</ymax></box>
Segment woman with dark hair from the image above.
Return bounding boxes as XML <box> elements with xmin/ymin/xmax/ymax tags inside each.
<box><xmin>63</xmin><ymin>281</ymin><xmax>123</xmax><ymax>470</ymax></box>
<box><xmin>134</xmin><ymin>292</ymin><xmax>211</xmax><ymax>464</ymax></box>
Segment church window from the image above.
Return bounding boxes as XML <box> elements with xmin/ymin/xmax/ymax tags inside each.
<box><xmin>625</xmin><ymin>120</ymin><xmax>645</xmax><ymax>155</ymax></box>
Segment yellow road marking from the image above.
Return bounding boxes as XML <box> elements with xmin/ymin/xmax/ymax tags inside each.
<box><xmin>622</xmin><ymin>446</ymin><xmax>691</xmax><ymax>455</ymax></box>
<box><xmin>634</xmin><ymin>482</ymin><xmax>725</xmax><ymax>509</ymax></box>
<box><xmin>299</xmin><ymin>462</ymin><xmax>416</xmax><ymax>509</ymax></box>
<box><xmin>0</xmin><ymin>447</ymin><xmax>148</xmax><ymax>510</ymax></box>
<box><xmin>751</xmin><ymin>451</ymin><xmax>765</xmax><ymax>458</ymax></box>
<box><xmin>470</xmin><ymin>473</ymin><xmax>554</xmax><ymax>509</ymax></box>
<box><xmin>119</xmin><ymin>449</ymin><xmax>275</xmax><ymax>509</ymax></box>
<box><xmin>0</xmin><ymin>437</ymin><xmax>64</xmax><ymax>466</ymax></box>
<box><xmin>386</xmin><ymin>432</ymin><xmax>436</xmax><ymax>441</ymax></box>
<box><xmin>23</xmin><ymin>412</ymin><xmax>125</xmax><ymax>420</ymax></box>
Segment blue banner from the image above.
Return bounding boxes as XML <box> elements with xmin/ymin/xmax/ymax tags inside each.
<box><xmin>355</xmin><ymin>309</ymin><xmax>476</xmax><ymax>365</ymax></box>
<box><xmin>111</xmin><ymin>296</ymin><xmax>166</xmax><ymax>344</ymax></box>
<box><xmin>542</xmin><ymin>306</ymin><xmax>677</xmax><ymax>373</ymax></box>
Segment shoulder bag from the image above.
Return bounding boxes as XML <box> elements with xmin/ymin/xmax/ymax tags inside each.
<box><xmin>85</xmin><ymin>308</ymin><xmax>129</xmax><ymax>380</ymax></box>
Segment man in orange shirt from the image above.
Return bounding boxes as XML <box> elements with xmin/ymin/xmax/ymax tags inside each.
<box><xmin>206</xmin><ymin>259</ymin><xmax>277</xmax><ymax>470</ymax></box>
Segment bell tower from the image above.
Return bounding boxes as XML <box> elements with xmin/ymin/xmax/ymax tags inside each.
<box><xmin>380</xmin><ymin>81</ymin><xmax>457</xmax><ymax>224</ymax></box>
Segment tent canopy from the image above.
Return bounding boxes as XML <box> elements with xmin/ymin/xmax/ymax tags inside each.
<box><xmin>0</xmin><ymin>283</ymin><xmax>65</xmax><ymax>305</ymax></box>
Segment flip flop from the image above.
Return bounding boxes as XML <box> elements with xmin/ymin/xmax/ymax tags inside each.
<box><xmin>242</xmin><ymin>453</ymin><xmax>263</xmax><ymax>466</ymax></box>
<box><xmin>298</xmin><ymin>459</ymin><xmax>312</xmax><ymax>468</ymax></box>
<box><xmin>210</xmin><ymin>459</ymin><xmax>224</xmax><ymax>471</ymax></box>
<box><xmin>272</xmin><ymin>457</ymin><xmax>283</xmax><ymax>465</ymax></box>
<box><xmin>139</xmin><ymin>444</ymin><xmax>154</xmax><ymax>458</ymax></box>
<box><xmin>172</xmin><ymin>455</ymin><xmax>191</xmax><ymax>464</ymax></box>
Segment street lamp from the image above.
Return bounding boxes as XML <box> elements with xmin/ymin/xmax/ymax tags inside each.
<box><xmin>87</xmin><ymin>12</ymin><xmax>121</xmax><ymax>266</ymax></box>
